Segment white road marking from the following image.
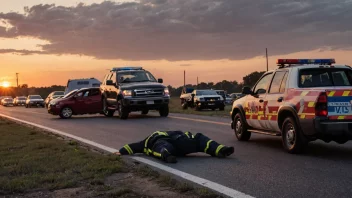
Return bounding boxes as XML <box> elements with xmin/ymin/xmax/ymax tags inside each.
<box><xmin>0</xmin><ymin>113</ymin><xmax>254</xmax><ymax>198</ymax></box>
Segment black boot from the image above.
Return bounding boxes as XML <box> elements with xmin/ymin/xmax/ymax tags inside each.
<box><xmin>217</xmin><ymin>146</ymin><xmax>234</xmax><ymax>158</ymax></box>
<box><xmin>161</xmin><ymin>149</ymin><xmax>177</xmax><ymax>163</ymax></box>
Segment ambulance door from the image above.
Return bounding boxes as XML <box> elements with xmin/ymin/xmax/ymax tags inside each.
<box><xmin>245</xmin><ymin>72</ymin><xmax>273</xmax><ymax>130</ymax></box>
<box><xmin>264</xmin><ymin>70</ymin><xmax>289</xmax><ymax>132</ymax></box>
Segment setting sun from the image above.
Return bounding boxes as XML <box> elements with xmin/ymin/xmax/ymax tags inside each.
<box><xmin>1</xmin><ymin>81</ymin><xmax>10</xmax><ymax>88</ymax></box>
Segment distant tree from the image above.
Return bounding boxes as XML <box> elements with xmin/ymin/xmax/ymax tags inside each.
<box><xmin>242</xmin><ymin>71</ymin><xmax>266</xmax><ymax>88</ymax></box>
<box><xmin>20</xmin><ymin>84</ymin><xmax>28</xmax><ymax>88</ymax></box>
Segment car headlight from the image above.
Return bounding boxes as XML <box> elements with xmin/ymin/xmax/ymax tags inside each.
<box><xmin>164</xmin><ymin>88</ymin><xmax>170</xmax><ymax>96</ymax></box>
<box><xmin>198</xmin><ymin>98</ymin><xmax>204</xmax><ymax>101</ymax></box>
<box><xmin>122</xmin><ymin>90</ymin><xmax>132</xmax><ymax>96</ymax></box>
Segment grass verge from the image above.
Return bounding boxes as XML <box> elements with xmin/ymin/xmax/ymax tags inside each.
<box><xmin>0</xmin><ymin>118</ymin><xmax>222</xmax><ymax>198</ymax></box>
<box><xmin>169</xmin><ymin>97</ymin><xmax>232</xmax><ymax>117</ymax></box>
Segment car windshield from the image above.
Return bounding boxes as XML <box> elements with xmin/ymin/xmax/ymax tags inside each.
<box><xmin>117</xmin><ymin>71</ymin><xmax>157</xmax><ymax>83</ymax></box>
<box><xmin>300</xmin><ymin>68</ymin><xmax>352</xmax><ymax>87</ymax></box>
<box><xmin>196</xmin><ymin>90</ymin><xmax>218</xmax><ymax>95</ymax></box>
<box><xmin>30</xmin><ymin>96</ymin><xmax>42</xmax><ymax>99</ymax></box>
<box><xmin>18</xmin><ymin>97</ymin><xmax>26</xmax><ymax>100</ymax></box>
<box><xmin>5</xmin><ymin>99</ymin><xmax>12</xmax><ymax>102</ymax></box>
<box><xmin>53</xmin><ymin>91</ymin><xmax>64</xmax><ymax>95</ymax></box>
<box><xmin>62</xmin><ymin>89</ymin><xmax>78</xmax><ymax>98</ymax></box>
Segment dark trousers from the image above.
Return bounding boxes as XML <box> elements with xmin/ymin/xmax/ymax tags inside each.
<box><xmin>149</xmin><ymin>132</ymin><xmax>225</xmax><ymax>161</ymax></box>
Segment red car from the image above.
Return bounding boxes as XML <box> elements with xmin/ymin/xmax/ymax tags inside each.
<box><xmin>48</xmin><ymin>87</ymin><xmax>104</xmax><ymax>119</ymax></box>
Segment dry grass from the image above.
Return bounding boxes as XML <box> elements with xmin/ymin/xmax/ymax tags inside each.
<box><xmin>0</xmin><ymin>118</ymin><xmax>222</xmax><ymax>198</ymax></box>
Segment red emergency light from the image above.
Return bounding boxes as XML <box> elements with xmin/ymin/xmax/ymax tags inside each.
<box><xmin>277</xmin><ymin>59</ymin><xmax>336</xmax><ymax>65</ymax></box>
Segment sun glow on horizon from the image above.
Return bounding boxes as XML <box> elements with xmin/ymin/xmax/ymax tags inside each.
<box><xmin>0</xmin><ymin>81</ymin><xmax>10</xmax><ymax>88</ymax></box>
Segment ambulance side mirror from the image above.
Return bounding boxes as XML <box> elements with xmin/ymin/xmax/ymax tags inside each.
<box><xmin>242</xmin><ymin>86</ymin><xmax>253</xmax><ymax>95</ymax></box>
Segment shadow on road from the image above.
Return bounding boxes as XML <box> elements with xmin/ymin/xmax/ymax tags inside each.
<box><xmin>245</xmin><ymin>137</ymin><xmax>352</xmax><ymax>161</ymax></box>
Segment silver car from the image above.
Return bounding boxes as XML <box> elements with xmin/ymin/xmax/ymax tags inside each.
<box><xmin>25</xmin><ymin>95</ymin><xmax>45</xmax><ymax>108</ymax></box>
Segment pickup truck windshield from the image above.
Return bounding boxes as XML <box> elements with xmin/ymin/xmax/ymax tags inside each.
<box><xmin>196</xmin><ymin>90</ymin><xmax>218</xmax><ymax>95</ymax></box>
<box><xmin>117</xmin><ymin>71</ymin><xmax>157</xmax><ymax>83</ymax></box>
<box><xmin>299</xmin><ymin>68</ymin><xmax>352</xmax><ymax>87</ymax></box>
<box><xmin>29</xmin><ymin>96</ymin><xmax>42</xmax><ymax>99</ymax></box>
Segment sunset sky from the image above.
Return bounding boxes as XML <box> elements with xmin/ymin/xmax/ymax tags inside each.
<box><xmin>1</xmin><ymin>0</ymin><xmax>352</xmax><ymax>87</ymax></box>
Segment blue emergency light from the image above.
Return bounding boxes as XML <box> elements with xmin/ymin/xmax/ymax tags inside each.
<box><xmin>277</xmin><ymin>59</ymin><xmax>335</xmax><ymax>65</ymax></box>
<box><xmin>112</xmin><ymin>66</ymin><xmax>143</xmax><ymax>71</ymax></box>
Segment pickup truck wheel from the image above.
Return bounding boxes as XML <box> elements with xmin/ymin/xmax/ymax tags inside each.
<box><xmin>159</xmin><ymin>105</ymin><xmax>169</xmax><ymax>117</ymax></box>
<box><xmin>282</xmin><ymin>117</ymin><xmax>308</xmax><ymax>154</ymax></box>
<box><xmin>234</xmin><ymin>113</ymin><xmax>251</xmax><ymax>141</ymax></box>
<box><xmin>103</xmin><ymin>99</ymin><xmax>114</xmax><ymax>117</ymax></box>
<box><xmin>60</xmin><ymin>107</ymin><xmax>73</xmax><ymax>119</ymax></box>
<box><xmin>117</xmin><ymin>102</ymin><xmax>129</xmax><ymax>119</ymax></box>
<box><xmin>141</xmin><ymin>110</ymin><xmax>149</xmax><ymax>115</ymax></box>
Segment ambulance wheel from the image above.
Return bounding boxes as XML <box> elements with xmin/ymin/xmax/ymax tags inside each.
<box><xmin>282</xmin><ymin>117</ymin><xmax>308</xmax><ymax>154</ymax></box>
<box><xmin>233</xmin><ymin>113</ymin><xmax>251</xmax><ymax>141</ymax></box>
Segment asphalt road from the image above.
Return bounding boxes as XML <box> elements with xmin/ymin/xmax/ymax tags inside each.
<box><xmin>1</xmin><ymin>105</ymin><xmax>352</xmax><ymax>198</ymax></box>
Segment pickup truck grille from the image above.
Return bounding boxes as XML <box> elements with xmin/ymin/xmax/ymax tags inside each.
<box><xmin>204</xmin><ymin>97</ymin><xmax>220</xmax><ymax>101</ymax></box>
<box><xmin>134</xmin><ymin>88</ymin><xmax>164</xmax><ymax>97</ymax></box>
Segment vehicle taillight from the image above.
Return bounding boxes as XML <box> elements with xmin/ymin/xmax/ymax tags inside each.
<box><xmin>315</xmin><ymin>92</ymin><xmax>328</xmax><ymax>117</ymax></box>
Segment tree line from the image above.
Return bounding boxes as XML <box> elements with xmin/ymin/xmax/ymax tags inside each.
<box><xmin>0</xmin><ymin>71</ymin><xmax>266</xmax><ymax>98</ymax></box>
<box><xmin>168</xmin><ymin>71</ymin><xmax>265</xmax><ymax>96</ymax></box>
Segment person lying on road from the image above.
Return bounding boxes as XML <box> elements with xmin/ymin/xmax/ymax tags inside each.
<box><xmin>114</xmin><ymin>130</ymin><xmax>234</xmax><ymax>163</ymax></box>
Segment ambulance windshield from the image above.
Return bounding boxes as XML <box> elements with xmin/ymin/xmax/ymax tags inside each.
<box><xmin>300</xmin><ymin>68</ymin><xmax>352</xmax><ymax>87</ymax></box>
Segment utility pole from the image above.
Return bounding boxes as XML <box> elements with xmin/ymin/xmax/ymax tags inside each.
<box><xmin>197</xmin><ymin>76</ymin><xmax>199</xmax><ymax>88</ymax></box>
<box><xmin>16</xmin><ymin>73</ymin><xmax>19</xmax><ymax>87</ymax></box>
<box><xmin>183</xmin><ymin>70</ymin><xmax>186</xmax><ymax>88</ymax></box>
<box><xmin>266</xmin><ymin>48</ymin><xmax>268</xmax><ymax>71</ymax></box>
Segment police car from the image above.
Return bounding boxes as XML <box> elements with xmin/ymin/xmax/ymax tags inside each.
<box><xmin>230</xmin><ymin>59</ymin><xmax>352</xmax><ymax>153</ymax></box>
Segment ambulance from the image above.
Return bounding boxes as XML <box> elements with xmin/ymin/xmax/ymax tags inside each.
<box><xmin>64</xmin><ymin>78</ymin><xmax>101</xmax><ymax>95</ymax></box>
<box><xmin>230</xmin><ymin>59</ymin><xmax>352</xmax><ymax>153</ymax></box>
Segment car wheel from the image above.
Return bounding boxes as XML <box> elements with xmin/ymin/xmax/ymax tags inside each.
<box><xmin>60</xmin><ymin>107</ymin><xmax>73</xmax><ymax>119</ymax></box>
<box><xmin>181</xmin><ymin>102</ymin><xmax>188</xmax><ymax>110</ymax></box>
<box><xmin>159</xmin><ymin>105</ymin><xmax>169</xmax><ymax>117</ymax></box>
<box><xmin>233</xmin><ymin>113</ymin><xmax>251</xmax><ymax>141</ymax></box>
<box><xmin>282</xmin><ymin>117</ymin><xmax>308</xmax><ymax>154</ymax></box>
<box><xmin>195</xmin><ymin>105</ymin><xmax>201</xmax><ymax>111</ymax></box>
<box><xmin>103</xmin><ymin>98</ymin><xmax>114</xmax><ymax>117</ymax></box>
<box><xmin>25</xmin><ymin>104</ymin><xmax>28</xmax><ymax>108</ymax></box>
<box><xmin>117</xmin><ymin>102</ymin><xmax>129</xmax><ymax>119</ymax></box>
<box><xmin>141</xmin><ymin>110</ymin><xmax>149</xmax><ymax>115</ymax></box>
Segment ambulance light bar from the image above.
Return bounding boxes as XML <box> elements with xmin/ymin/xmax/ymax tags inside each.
<box><xmin>277</xmin><ymin>59</ymin><xmax>335</xmax><ymax>65</ymax></box>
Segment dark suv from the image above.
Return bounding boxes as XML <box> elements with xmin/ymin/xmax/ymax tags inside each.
<box><xmin>100</xmin><ymin>67</ymin><xmax>170</xmax><ymax>119</ymax></box>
